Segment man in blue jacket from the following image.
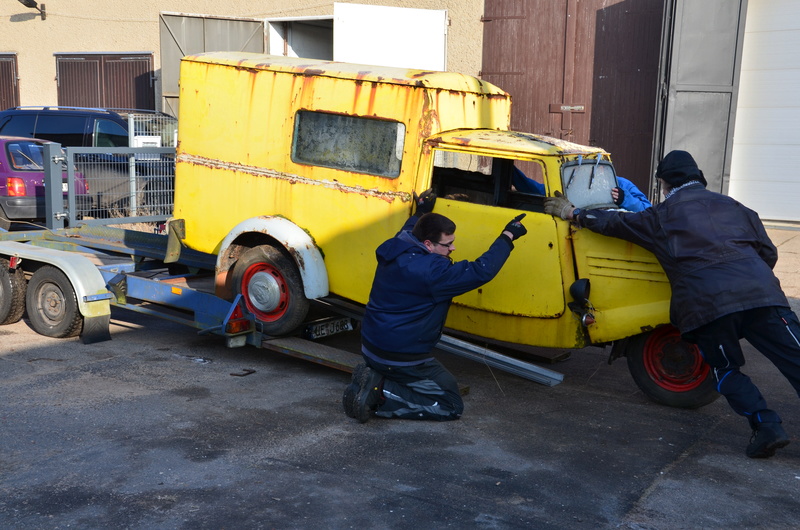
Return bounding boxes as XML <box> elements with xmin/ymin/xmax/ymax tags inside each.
<box><xmin>344</xmin><ymin>190</ymin><xmax>527</xmax><ymax>423</ymax></box>
<box><xmin>611</xmin><ymin>176</ymin><xmax>652</xmax><ymax>212</ymax></box>
<box><xmin>544</xmin><ymin>150</ymin><xmax>800</xmax><ymax>458</ymax></box>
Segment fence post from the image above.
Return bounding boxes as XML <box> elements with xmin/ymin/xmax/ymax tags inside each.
<box><xmin>43</xmin><ymin>142</ymin><xmax>65</xmax><ymax>230</ymax></box>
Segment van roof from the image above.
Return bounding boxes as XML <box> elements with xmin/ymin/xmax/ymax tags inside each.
<box><xmin>427</xmin><ymin>129</ymin><xmax>609</xmax><ymax>157</ymax></box>
<box><xmin>183</xmin><ymin>52</ymin><xmax>509</xmax><ymax>97</ymax></box>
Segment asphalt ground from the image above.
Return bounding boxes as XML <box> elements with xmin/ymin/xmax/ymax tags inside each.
<box><xmin>1</xmin><ymin>228</ymin><xmax>799</xmax><ymax>529</ymax></box>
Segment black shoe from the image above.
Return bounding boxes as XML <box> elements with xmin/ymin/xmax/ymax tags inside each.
<box><xmin>746</xmin><ymin>422</ymin><xmax>790</xmax><ymax>458</ymax></box>
<box><xmin>355</xmin><ymin>366</ymin><xmax>383</xmax><ymax>424</ymax></box>
<box><xmin>342</xmin><ymin>363</ymin><xmax>366</xmax><ymax>418</ymax></box>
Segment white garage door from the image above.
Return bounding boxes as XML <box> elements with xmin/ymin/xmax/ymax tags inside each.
<box><xmin>729</xmin><ymin>0</ymin><xmax>800</xmax><ymax>222</ymax></box>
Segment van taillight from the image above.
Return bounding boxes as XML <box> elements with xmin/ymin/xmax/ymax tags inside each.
<box><xmin>7</xmin><ymin>178</ymin><xmax>25</xmax><ymax>196</ymax></box>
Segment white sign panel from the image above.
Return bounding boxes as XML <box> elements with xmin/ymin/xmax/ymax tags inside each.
<box><xmin>333</xmin><ymin>3</ymin><xmax>447</xmax><ymax>71</ymax></box>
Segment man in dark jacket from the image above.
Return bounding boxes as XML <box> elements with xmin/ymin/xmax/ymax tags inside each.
<box><xmin>343</xmin><ymin>190</ymin><xmax>527</xmax><ymax>423</ymax></box>
<box><xmin>543</xmin><ymin>150</ymin><xmax>800</xmax><ymax>458</ymax></box>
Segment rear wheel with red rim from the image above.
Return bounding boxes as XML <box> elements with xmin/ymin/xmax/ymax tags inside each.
<box><xmin>626</xmin><ymin>325</ymin><xmax>718</xmax><ymax>409</ymax></box>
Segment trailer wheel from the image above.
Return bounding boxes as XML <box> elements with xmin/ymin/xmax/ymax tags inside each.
<box><xmin>0</xmin><ymin>258</ymin><xmax>26</xmax><ymax>325</ymax></box>
<box><xmin>25</xmin><ymin>265</ymin><xmax>83</xmax><ymax>338</ymax></box>
<box><xmin>232</xmin><ymin>245</ymin><xmax>309</xmax><ymax>336</ymax></box>
<box><xmin>626</xmin><ymin>325</ymin><xmax>718</xmax><ymax>409</ymax></box>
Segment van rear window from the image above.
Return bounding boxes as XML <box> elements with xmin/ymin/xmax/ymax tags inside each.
<box><xmin>292</xmin><ymin>111</ymin><xmax>404</xmax><ymax>178</ymax></box>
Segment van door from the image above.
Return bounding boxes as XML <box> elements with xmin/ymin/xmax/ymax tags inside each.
<box><xmin>561</xmin><ymin>158</ymin><xmax>672</xmax><ymax>343</ymax></box>
<box><xmin>427</xmin><ymin>147</ymin><xmax>566</xmax><ymax>320</ymax></box>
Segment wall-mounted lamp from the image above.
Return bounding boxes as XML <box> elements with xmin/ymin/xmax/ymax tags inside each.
<box><xmin>17</xmin><ymin>0</ymin><xmax>46</xmax><ymax>20</ymax></box>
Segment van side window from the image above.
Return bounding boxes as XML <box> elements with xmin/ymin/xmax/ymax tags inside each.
<box><xmin>431</xmin><ymin>150</ymin><xmax>547</xmax><ymax>212</ymax></box>
<box><xmin>94</xmin><ymin>118</ymin><xmax>128</xmax><ymax>147</ymax></box>
<box><xmin>0</xmin><ymin>114</ymin><xmax>36</xmax><ymax>138</ymax></box>
<box><xmin>33</xmin><ymin>115</ymin><xmax>88</xmax><ymax>146</ymax></box>
<box><xmin>7</xmin><ymin>141</ymin><xmax>44</xmax><ymax>170</ymax></box>
<box><xmin>292</xmin><ymin>111</ymin><xmax>405</xmax><ymax>178</ymax></box>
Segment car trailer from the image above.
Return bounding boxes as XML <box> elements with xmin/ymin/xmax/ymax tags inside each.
<box><xmin>0</xmin><ymin>224</ymin><xmax>563</xmax><ymax>387</ymax></box>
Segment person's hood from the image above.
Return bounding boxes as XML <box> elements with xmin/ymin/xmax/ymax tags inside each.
<box><xmin>376</xmin><ymin>229</ymin><xmax>429</xmax><ymax>262</ymax></box>
<box><xmin>656</xmin><ymin>150</ymin><xmax>707</xmax><ymax>188</ymax></box>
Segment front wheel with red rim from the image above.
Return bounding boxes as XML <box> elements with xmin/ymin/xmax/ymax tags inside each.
<box><xmin>626</xmin><ymin>325</ymin><xmax>719</xmax><ymax>409</ymax></box>
<box><xmin>231</xmin><ymin>245</ymin><xmax>309</xmax><ymax>336</ymax></box>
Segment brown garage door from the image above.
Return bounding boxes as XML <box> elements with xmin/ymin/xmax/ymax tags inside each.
<box><xmin>55</xmin><ymin>53</ymin><xmax>155</xmax><ymax>110</ymax></box>
<box><xmin>0</xmin><ymin>54</ymin><xmax>20</xmax><ymax>110</ymax></box>
<box><xmin>481</xmin><ymin>0</ymin><xmax>664</xmax><ymax>195</ymax></box>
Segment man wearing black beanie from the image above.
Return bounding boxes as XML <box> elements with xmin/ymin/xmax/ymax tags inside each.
<box><xmin>544</xmin><ymin>150</ymin><xmax>800</xmax><ymax>459</ymax></box>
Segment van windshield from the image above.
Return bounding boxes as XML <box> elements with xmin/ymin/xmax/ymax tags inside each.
<box><xmin>561</xmin><ymin>158</ymin><xmax>618</xmax><ymax>209</ymax></box>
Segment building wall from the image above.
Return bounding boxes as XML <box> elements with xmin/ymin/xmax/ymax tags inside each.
<box><xmin>0</xmin><ymin>0</ymin><xmax>484</xmax><ymax>108</ymax></box>
<box><xmin>729</xmin><ymin>0</ymin><xmax>800</xmax><ymax>222</ymax></box>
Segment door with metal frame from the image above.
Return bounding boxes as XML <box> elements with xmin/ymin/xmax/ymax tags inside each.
<box><xmin>0</xmin><ymin>54</ymin><xmax>20</xmax><ymax>109</ymax></box>
<box><xmin>652</xmin><ymin>0</ymin><xmax>748</xmax><ymax>195</ymax></box>
<box><xmin>481</xmin><ymin>0</ymin><xmax>664</xmax><ymax>198</ymax></box>
<box><xmin>56</xmin><ymin>53</ymin><xmax>155</xmax><ymax>110</ymax></box>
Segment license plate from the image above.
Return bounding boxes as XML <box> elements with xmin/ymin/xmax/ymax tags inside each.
<box><xmin>303</xmin><ymin>317</ymin><xmax>353</xmax><ymax>340</ymax></box>
<box><xmin>62</xmin><ymin>182</ymin><xmax>68</xmax><ymax>192</ymax></box>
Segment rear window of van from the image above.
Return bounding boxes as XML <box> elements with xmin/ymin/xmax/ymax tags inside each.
<box><xmin>292</xmin><ymin>111</ymin><xmax>405</xmax><ymax>178</ymax></box>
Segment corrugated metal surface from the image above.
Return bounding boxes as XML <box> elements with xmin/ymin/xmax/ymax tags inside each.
<box><xmin>481</xmin><ymin>0</ymin><xmax>663</xmax><ymax>197</ymax></box>
<box><xmin>104</xmin><ymin>56</ymin><xmax>155</xmax><ymax>110</ymax></box>
<box><xmin>56</xmin><ymin>54</ymin><xmax>154</xmax><ymax>110</ymax></box>
<box><xmin>729</xmin><ymin>0</ymin><xmax>800</xmax><ymax>221</ymax></box>
<box><xmin>0</xmin><ymin>54</ymin><xmax>20</xmax><ymax>109</ymax></box>
<box><xmin>654</xmin><ymin>0</ymin><xmax>747</xmax><ymax>196</ymax></box>
<box><xmin>56</xmin><ymin>56</ymin><xmax>102</xmax><ymax>107</ymax></box>
<box><xmin>159</xmin><ymin>13</ymin><xmax>266</xmax><ymax>117</ymax></box>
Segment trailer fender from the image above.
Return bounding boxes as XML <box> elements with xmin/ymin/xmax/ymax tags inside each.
<box><xmin>0</xmin><ymin>241</ymin><xmax>112</xmax><ymax>343</ymax></box>
<box><xmin>217</xmin><ymin>217</ymin><xmax>329</xmax><ymax>299</ymax></box>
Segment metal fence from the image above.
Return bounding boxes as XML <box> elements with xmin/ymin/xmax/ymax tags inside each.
<box><xmin>43</xmin><ymin>143</ymin><xmax>176</xmax><ymax>230</ymax></box>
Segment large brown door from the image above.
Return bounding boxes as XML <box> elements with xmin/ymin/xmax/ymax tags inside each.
<box><xmin>56</xmin><ymin>53</ymin><xmax>155</xmax><ymax>110</ymax></box>
<box><xmin>481</xmin><ymin>0</ymin><xmax>664</xmax><ymax>195</ymax></box>
<box><xmin>0</xmin><ymin>54</ymin><xmax>20</xmax><ymax>110</ymax></box>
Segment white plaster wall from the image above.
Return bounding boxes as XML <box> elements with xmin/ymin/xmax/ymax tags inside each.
<box><xmin>0</xmin><ymin>0</ymin><xmax>484</xmax><ymax>107</ymax></box>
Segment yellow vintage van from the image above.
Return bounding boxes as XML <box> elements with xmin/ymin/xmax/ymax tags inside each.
<box><xmin>172</xmin><ymin>52</ymin><xmax>715</xmax><ymax>408</ymax></box>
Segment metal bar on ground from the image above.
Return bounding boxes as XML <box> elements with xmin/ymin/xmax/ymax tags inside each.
<box><xmin>261</xmin><ymin>336</ymin><xmax>361</xmax><ymax>373</ymax></box>
<box><xmin>315</xmin><ymin>298</ymin><xmax>564</xmax><ymax>386</ymax></box>
<box><xmin>436</xmin><ymin>335</ymin><xmax>564</xmax><ymax>387</ymax></box>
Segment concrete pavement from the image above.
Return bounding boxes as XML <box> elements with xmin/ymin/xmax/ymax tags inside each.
<box><xmin>0</xmin><ymin>229</ymin><xmax>798</xmax><ymax>529</ymax></box>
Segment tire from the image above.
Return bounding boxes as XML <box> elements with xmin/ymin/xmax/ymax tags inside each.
<box><xmin>0</xmin><ymin>206</ymin><xmax>11</xmax><ymax>231</ymax></box>
<box><xmin>231</xmin><ymin>245</ymin><xmax>309</xmax><ymax>336</ymax></box>
<box><xmin>0</xmin><ymin>258</ymin><xmax>26</xmax><ymax>325</ymax></box>
<box><xmin>25</xmin><ymin>266</ymin><xmax>83</xmax><ymax>338</ymax></box>
<box><xmin>626</xmin><ymin>325</ymin><xmax>719</xmax><ymax>409</ymax></box>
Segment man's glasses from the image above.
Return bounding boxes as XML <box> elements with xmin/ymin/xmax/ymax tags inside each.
<box><xmin>432</xmin><ymin>240</ymin><xmax>455</xmax><ymax>249</ymax></box>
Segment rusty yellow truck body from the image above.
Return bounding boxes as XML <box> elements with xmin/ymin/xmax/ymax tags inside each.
<box><xmin>172</xmin><ymin>52</ymin><xmax>715</xmax><ymax>408</ymax></box>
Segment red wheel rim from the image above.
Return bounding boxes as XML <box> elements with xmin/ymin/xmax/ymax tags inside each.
<box><xmin>642</xmin><ymin>326</ymin><xmax>709</xmax><ymax>392</ymax></box>
<box><xmin>240</xmin><ymin>262</ymin><xmax>289</xmax><ymax>322</ymax></box>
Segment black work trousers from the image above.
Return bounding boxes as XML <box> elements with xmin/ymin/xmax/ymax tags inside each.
<box><xmin>683</xmin><ymin>306</ymin><xmax>800</xmax><ymax>428</ymax></box>
<box><xmin>363</xmin><ymin>356</ymin><xmax>463</xmax><ymax>421</ymax></box>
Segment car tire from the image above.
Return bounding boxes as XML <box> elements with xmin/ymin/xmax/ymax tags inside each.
<box><xmin>25</xmin><ymin>265</ymin><xmax>83</xmax><ymax>338</ymax></box>
<box><xmin>0</xmin><ymin>206</ymin><xmax>11</xmax><ymax>231</ymax></box>
<box><xmin>0</xmin><ymin>257</ymin><xmax>26</xmax><ymax>325</ymax></box>
<box><xmin>231</xmin><ymin>245</ymin><xmax>309</xmax><ymax>336</ymax></box>
<box><xmin>626</xmin><ymin>325</ymin><xmax>719</xmax><ymax>409</ymax></box>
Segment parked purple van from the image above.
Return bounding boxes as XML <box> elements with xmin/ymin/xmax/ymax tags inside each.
<box><xmin>0</xmin><ymin>136</ymin><xmax>90</xmax><ymax>230</ymax></box>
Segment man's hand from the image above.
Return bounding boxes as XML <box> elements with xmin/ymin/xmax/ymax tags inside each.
<box><xmin>611</xmin><ymin>187</ymin><xmax>624</xmax><ymax>206</ymax></box>
<box><xmin>413</xmin><ymin>188</ymin><xmax>436</xmax><ymax>216</ymax></box>
<box><xmin>543</xmin><ymin>191</ymin><xmax>575</xmax><ymax>220</ymax></box>
<box><xmin>503</xmin><ymin>213</ymin><xmax>527</xmax><ymax>241</ymax></box>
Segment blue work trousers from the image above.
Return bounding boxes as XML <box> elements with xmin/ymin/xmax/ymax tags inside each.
<box><xmin>363</xmin><ymin>356</ymin><xmax>463</xmax><ymax>421</ymax></box>
<box><xmin>683</xmin><ymin>306</ymin><xmax>800</xmax><ymax>428</ymax></box>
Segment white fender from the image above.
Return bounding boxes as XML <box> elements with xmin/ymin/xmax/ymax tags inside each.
<box><xmin>217</xmin><ymin>216</ymin><xmax>329</xmax><ymax>299</ymax></box>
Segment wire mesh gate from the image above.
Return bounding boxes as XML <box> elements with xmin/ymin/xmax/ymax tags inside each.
<box><xmin>42</xmin><ymin>142</ymin><xmax>176</xmax><ymax>230</ymax></box>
